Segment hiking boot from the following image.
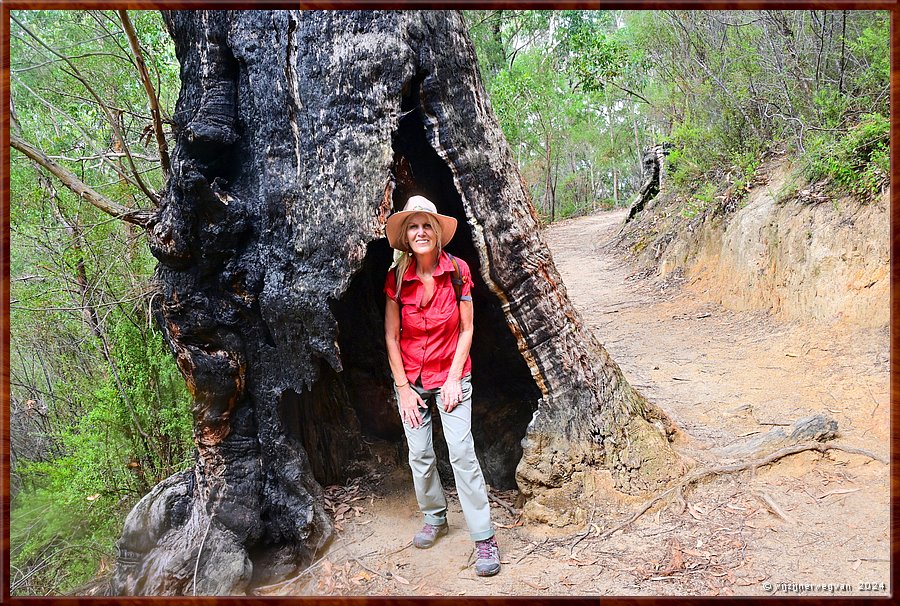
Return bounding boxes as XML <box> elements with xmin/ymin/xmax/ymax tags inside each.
<box><xmin>413</xmin><ymin>522</ymin><xmax>448</xmax><ymax>549</ymax></box>
<box><xmin>474</xmin><ymin>536</ymin><xmax>501</xmax><ymax>576</ymax></box>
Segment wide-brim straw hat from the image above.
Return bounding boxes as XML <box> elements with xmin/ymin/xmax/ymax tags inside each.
<box><xmin>386</xmin><ymin>195</ymin><xmax>457</xmax><ymax>251</ymax></box>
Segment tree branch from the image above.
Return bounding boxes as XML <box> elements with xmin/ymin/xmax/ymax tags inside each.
<box><xmin>13</xmin><ymin>74</ymin><xmax>146</xmax><ymax>190</ymax></box>
<box><xmin>671</xmin><ymin>14</ymin><xmax>762</xmax><ymax>139</ymax></box>
<box><xmin>576</xmin><ymin>75</ymin><xmax>657</xmax><ymax>109</ymax></box>
<box><xmin>118</xmin><ymin>10</ymin><xmax>171</xmax><ymax>178</ymax></box>
<box><xmin>12</xmin><ymin>51</ymin><xmax>130</xmax><ymax>74</ymax></box>
<box><xmin>10</xmin><ymin>133</ymin><xmax>154</xmax><ymax>228</ymax></box>
<box><xmin>11</xmin><ymin>14</ymin><xmax>161</xmax><ymax>205</ymax></box>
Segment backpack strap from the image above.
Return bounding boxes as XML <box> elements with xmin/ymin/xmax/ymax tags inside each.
<box><xmin>447</xmin><ymin>253</ymin><xmax>462</xmax><ymax>303</ymax></box>
<box><xmin>394</xmin><ymin>253</ymin><xmax>471</xmax><ymax>307</ymax></box>
<box><xmin>394</xmin><ymin>264</ymin><xmax>403</xmax><ymax>306</ymax></box>
<box><xmin>446</xmin><ymin>253</ymin><xmax>472</xmax><ymax>303</ymax></box>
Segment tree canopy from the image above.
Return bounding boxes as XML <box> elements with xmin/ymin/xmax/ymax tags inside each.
<box><xmin>465</xmin><ymin>9</ymin><xmax>889</xmax><ymax>220</ymax></box>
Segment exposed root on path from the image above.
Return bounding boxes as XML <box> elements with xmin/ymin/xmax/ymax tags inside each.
<box><xmin>487</xmin><ymin>491</ymin><xmax>520</xmax><ymax>517</ymax></box>
<box><xmin>593</xmin><ymin>440</ymin><xmax>886</xmax><ymax>543</ymax></box>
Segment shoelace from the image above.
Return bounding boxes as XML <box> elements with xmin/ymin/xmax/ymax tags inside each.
<box><xmin>476</xmin><ymin>539</ymin><xmax>496</xmax><ymax>559</ymax></box>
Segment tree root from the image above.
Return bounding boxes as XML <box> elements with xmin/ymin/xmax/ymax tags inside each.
<box><xmin>488</xmin><ymin>491</ymin><xmax>519</xmax><ymax>517</ymax></box>
<box><xmin>597</xmin><ymin>440</ymin><xmax>886</xmax><ymax>541</ymax></box>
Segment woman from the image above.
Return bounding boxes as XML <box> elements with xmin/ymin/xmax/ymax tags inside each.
<box><xmin>383</xmin><ymin>195</ymin><xmax>500</xmax><ymax>577</ymax></box>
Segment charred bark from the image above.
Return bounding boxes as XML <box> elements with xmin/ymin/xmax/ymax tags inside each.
<box><xmin>626</xmin><ymin>143</ymin><xmax>672</xmax><ymax>223</ymax></box>
<box><xmin>113</xmin><ymin>10</ymin><xmax>684</xmax><ymax>595</ymax></box>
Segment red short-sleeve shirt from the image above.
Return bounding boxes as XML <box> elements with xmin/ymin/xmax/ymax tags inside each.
<box><xmin>385</xmin><ymin>251</ymin><xmax>473</xmax><ymax>389</ymax></box>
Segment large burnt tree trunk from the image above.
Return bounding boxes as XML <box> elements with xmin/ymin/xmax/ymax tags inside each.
<box><xmin>112</xmin><ymin>10</ymin><xmax>684</xmax><ymax>596</ymax></box>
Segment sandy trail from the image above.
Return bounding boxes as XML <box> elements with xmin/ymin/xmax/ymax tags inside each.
<box><xmin>269</xmin><ymin>209</ymin><xmax>889</xmax><ymax>597</ymax></box>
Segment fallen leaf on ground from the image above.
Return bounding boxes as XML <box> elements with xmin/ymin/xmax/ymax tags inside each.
<box><xmin>392</xmin><ymin>573</ymin><xmax>410</xmax><ymax>585</ymax></box>
<box><xmin>816</xmin><ymin>488</ymin><xmax>861</xmax><ymax>499</ymax></box>
<box><xmin>523</xmin><ymin>579</ymin><xmax>548</xmax><ymax>591</ymax></box>
<box><xmin>659</xmin><ymin>539</ymin><xmax>684</xmax><ymax>575</ymax></box>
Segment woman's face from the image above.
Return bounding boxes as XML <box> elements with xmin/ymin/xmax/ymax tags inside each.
<box><xmin>406</xmin><ymin>213</ymin><xmax>437</xmax><ymax>256</ymax></box>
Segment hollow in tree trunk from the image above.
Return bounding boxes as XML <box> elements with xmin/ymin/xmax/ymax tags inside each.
<box><xmin>112</xmin><ymin>10</ymin><xmax>684</xmax><ymax>596</ymax></box>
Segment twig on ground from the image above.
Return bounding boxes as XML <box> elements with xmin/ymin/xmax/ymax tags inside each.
<box><xmin>751</xmin><ymin>490</ymin><xmax>793</xmax><ymax>522</ymax></box>
<box><xmin>250</xmin><ymin>537</ymin><xmax>349</xmax><ymax>595</ymax></box>
<box><xmin>251</xmin><ymin>552</ymin><xmax>329</xmax><ymax>594</ymax></box>
<box><xmin>351</xmin><ymin>557</ymin><xmax>387</xmax><ymax>579</ymax></box>
<box><xmin>570</xmin><ymin>502</ymin><xmax>598</xmax><ymax>555</ymax></box>
<box><xmin>828</xmin><ymin>443</ymin><xmax>887</xmax><ymax>464</ymax></box>
<box><xmin>867</xmin><ymin>388</ymin><xmax>880</xmax><ymax>418</ymax></box>
<box><xmin>515</xmin><ymin>538</ymin><xmax>548</xmax><ymax>564</ymax></box>
<box><xmin>383</xmin><ymin>540</ymin><xmax>412</xmax><ymax>556</ymax></box>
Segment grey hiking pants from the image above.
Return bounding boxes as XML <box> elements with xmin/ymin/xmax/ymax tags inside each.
<box><xmin>397</xmin><ymin>375</ymin><xmax>494</xmax><ymax>541</ymax></box>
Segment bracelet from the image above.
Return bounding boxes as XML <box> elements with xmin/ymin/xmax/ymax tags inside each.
<box><xmin>395</xmin><ymin>381</ymin><xmax>409</xmax><ymax>388</ymax></box>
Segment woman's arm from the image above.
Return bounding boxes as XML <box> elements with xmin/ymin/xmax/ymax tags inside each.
<box><xmin>440</xmin><ymin>299</ymin><xmax>473</xmax><ymax>412</ymax></box>
<box><xmin>385</xmin><ymin>296</ymin><xmax>425</xmax><ymax>428</ymax></box>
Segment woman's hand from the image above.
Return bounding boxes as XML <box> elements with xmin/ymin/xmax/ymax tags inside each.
<box><xmin>398</xmin><ymin>384</ymin><xmax>426</xmax><ymax>428</ymax></box>
<box><xmin>440</xmin><ymin>377</ymin><xmax>462</xmax><ymax>412</ymax></box>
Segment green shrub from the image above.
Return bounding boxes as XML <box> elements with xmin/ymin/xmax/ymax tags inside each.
<box><xmin>11</xmin><ymin>317</ymin><xmax>193</xmax><ymax>595</ymax></box>
<box><xmin>804</xmin><ymin>112</ymin><xmax>889</xmax><ymax>199</ymax></box>
<box><xmin>681</xmin><ymin>182</ymin><xmax>717</xmax><ymax>218</ymax></box>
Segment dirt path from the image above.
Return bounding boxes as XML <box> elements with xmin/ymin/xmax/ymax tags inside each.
<box><xmin>266</xmin><ymin>209</ymin><xmax>890</xmax><ymax>597</ymax></box>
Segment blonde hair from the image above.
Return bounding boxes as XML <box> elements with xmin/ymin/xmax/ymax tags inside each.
<box><xmin>393</xmin><ymin>213</ymin><xmax>443</xmax><ymax>299</ymax></box>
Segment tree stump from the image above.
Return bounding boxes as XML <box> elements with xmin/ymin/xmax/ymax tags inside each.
<box><xmin>626</xmin><ymin>143</ymin><xmax>672</xmax><ymax>223</ymax></box>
